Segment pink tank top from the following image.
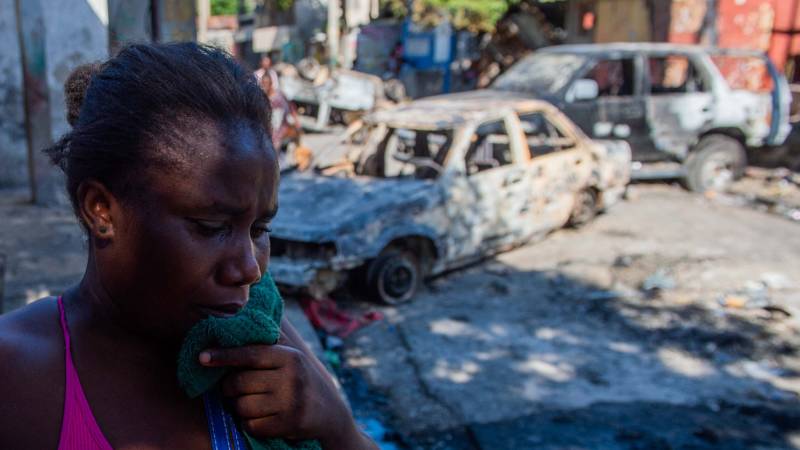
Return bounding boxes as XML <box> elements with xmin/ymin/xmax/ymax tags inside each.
<box><xmin>57</xmin><ymin>296</ymin><xmax>114</xmax><ymax>450</ymax></box>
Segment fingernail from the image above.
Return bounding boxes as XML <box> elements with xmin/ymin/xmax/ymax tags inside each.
<box><xmin>199</xmin><ymin>351</ymin><xmax>211</xmax><ymax>364</ymax></box>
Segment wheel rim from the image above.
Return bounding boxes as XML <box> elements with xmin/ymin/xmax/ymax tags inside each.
<box><xmin>381</xmin><ymin>259</ymin><xmax>416</xmax><ymax>301</ymax></box>
<box><xmin>700</xmin><ymin>152</ymin><xmax>737</xmax><ymax>191</ymax></box>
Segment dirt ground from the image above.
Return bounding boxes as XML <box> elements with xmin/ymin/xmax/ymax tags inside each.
<box><xmin>1</xmin><ymin>174</ymin><xmax>800</xmax><ymax>449</ymax></box>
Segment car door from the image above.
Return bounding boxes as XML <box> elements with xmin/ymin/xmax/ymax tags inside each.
<box><xmin>644</xmin><ymin>53</ymin><xmax>715</xmax><ymax>161</ymax></box>
<box><xmin>519</xmin><ymin>110</ymin><xmax>592</xmax><ymax>235</ymax></box>
<box><xmin>442</xmin><ymin>114</ymin><xmax>532</xmax><ymax>262</ymax></box>
<box><xmin>562</xmin><ymin>54</ymin><xmax>653</xmax><ymax>161</ymax></box>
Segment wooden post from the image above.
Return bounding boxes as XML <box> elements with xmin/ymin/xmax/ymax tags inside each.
<box><xmin>14</xmin><ymin>0</ymin><xmax>58</xmax><ymax>206</ymax></box>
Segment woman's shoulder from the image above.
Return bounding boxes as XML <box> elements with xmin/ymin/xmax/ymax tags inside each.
<box><xmin>0</xmin><ymin>296</ymin><xmax>64</xmax><ymax>381</ymax></box>
<box><xmin>0</xmin><ymin>296</ymin><xmax>62</xmax><ymax>351</ymax></box>
<box><xmin>0</xmin><ymin>297</ymin><xmax>65</xmax><ymax>447</ymax></box>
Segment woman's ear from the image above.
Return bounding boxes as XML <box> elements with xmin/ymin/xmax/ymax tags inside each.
<box><xmin>76</xmin><ymin>180</ymin><xmax>119</xmax><ymax>241</ymax></box>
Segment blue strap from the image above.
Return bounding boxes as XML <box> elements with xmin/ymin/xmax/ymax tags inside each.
<box><xmin>203</xmin><ymin>390</ymin><xmax>248</xmax><ymax>450</ymax></box>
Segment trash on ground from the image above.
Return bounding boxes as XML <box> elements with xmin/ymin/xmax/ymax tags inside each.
<box><xmin>300</xmin><ymin>297</ymin><xmax>383</xmax><ymax>338</ymax></box>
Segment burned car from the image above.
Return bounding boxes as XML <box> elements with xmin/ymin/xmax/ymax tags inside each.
<box><xmin>449</xmin><ymin>43</ymin><xmax>792</xmax><ymax>192</ymax></box>
<box><xmin>268</xmin><ymin>97</ymin><xmax>631</xmax><ymax>304</ymax></box>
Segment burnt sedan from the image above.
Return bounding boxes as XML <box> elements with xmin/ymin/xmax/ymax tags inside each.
<box><xmin>268</xmin><ymin>97</ymin><xmax>631</xmax><ymax>304</ymax></box>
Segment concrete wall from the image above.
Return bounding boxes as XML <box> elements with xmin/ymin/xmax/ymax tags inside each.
<box><xmin>108</xmin><ymin>0</ymin><xmax>152</xmax><ymax>54</ymax></box>
<box><xmin>45</xmin><ymin>0</ymin><xmax>109</xmax><ymax>141</ymax></box>
<box><xmin>0</xmin><ymin>0</ymin><xmax>108</xmax><ymax>191</ymax></box>
<box><xmin>0</xmin><ymin>0</ymin><xmax>28</xmax><ymax>188</ymax></box>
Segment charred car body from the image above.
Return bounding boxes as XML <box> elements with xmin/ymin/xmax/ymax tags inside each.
<box><xmin>457</xmin><ymin>43</ymin><xmax>791</xmax><ymax>192</ymax></box>
<box><xmin>268</xmin><ymin>97</ymin><xmax>631</xmax><ymax>303</ymax></box>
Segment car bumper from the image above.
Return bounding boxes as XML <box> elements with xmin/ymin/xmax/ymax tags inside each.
<box><xmin>268</xmin><ymin>257</ymin><xmax>344</xmax><ymax>298</ymax></box>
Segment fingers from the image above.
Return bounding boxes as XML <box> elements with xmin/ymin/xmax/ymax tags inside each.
<box><xmin>241</xmin><ymin>415</ymin><xmax>296</xmax><ymax>440</ymax></box>
<box><xmin>221</xmin><ymin>370</ymin><xmax>282</xmax><ymax>396</ymax></box>
<box><xmin>198</xmin><ymin>344</ymin><xmax>301</xmax><ymax>369</ymax></box>
<box><xmin>231</xmin><ymin>394</ymin><xmax>283</xmax><ymax>419</ymax></box>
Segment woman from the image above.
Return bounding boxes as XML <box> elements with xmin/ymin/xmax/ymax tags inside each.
<box><xmin>0</xmin><ymin>43</ymin><xmax>376</xmax><ymax>449</ymax></box>
<box><xmin>260</xmin><ymin>73</ymin><xmax>300</xmax><ymax>155</ymax></box>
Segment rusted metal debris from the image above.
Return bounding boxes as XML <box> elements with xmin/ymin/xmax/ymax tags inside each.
<box><xmin>278</xmin><ymin>61</ymin><xmax>398</xmax><ymax>131</ymax></box>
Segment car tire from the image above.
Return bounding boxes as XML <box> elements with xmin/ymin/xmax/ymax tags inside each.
<box><xmin>684</xmin><ymin>134</ymin><xmax>746</xmax><ymax>193</ymax></box>
<box><xmin>366</xmin><ymin>250</ymin><xmax>420</xmax><ymax>305</ymax></box>
<box><xmin>568</xmin><ymin>188</ymin><xmax>599</xmax><ymax>228</ymax></box>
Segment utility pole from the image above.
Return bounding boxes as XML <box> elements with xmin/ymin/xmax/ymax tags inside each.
<box><xmin>327</xmin><ymin>0</ymin><xmax>341</xmax><ymax>67</ymax></box>
<box><xmin>14</xmin><ymin>0</ymin><xmax>59</xmax><ymax>205</ymax></box>
<box><xmin>196</xmin><ymin>0</ymin><xmax>210</xmax><ymax>44</ymax></box>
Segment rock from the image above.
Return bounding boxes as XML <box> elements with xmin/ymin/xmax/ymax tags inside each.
<box><xmin>488</xmin><ymin>280</ymin><xmax>510</xmax><ymax>296</ymax></box>
<box><xmin>641</xmin><ymin>268</ymin><xmax>676</xmax><ymax>293</ymax></box>
<box><xmin>760</xmin><ymin>272</ymin><xmax>793</xmax><ymax>290</ymax></box>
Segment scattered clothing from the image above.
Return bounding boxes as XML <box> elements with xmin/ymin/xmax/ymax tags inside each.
<box><xmin>299</xmin><ymin>297</ymin><xmax>383</xmax><ymax>338</ymax></box>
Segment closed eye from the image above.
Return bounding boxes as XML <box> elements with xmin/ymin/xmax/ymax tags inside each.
<box><xmin>190</xmin><ymin>219</ymin><xmax>229</xmax><ymax>237</ymax></box>
<box><xmin>251</xmin><ymin>222</ymin><xmax>272</xmax><ymax>239</ymax></box>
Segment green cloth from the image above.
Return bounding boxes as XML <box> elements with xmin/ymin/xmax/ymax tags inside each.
<box><xmin>177</xmin><ymin>274</ymin><xmax>321</xmax><ymax>450</ymax></box>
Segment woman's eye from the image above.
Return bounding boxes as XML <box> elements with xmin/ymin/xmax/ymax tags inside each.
<box><xmin>251</xmin><ymin>224</ymin><xmax>272</xmax><ymax>238</ymax></box>
<box><xmin>192</xmin><ymin>220</ymin><xmax>228</xmax><ymax>236</ymax></box>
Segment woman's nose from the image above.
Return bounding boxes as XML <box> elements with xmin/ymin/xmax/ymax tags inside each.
<box><xmin>218</xmin><ymin>237</ymin><xmax>262</xmax><ymax>287</ymax></box>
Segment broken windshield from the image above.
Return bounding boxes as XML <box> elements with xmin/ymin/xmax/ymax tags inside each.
<box><xmin>492</xmin><ymin>53</ymin><xmax>587</xmax><ymax>95</ymax></box>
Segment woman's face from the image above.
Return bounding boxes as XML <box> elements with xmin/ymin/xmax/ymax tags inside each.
<box><xmin>97</xmin><ymin>121</ymin><xmax>279</xmax><ymax>343</ymax></box>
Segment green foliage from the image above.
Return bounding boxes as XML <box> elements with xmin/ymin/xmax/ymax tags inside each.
<box><xmin>380</xmin><ymin>0</ymin><xmax>517</xmax><ymax>32</ymax></box>
<box><xmin>276</xmin><ymin>0</ymin><xmax>294</xmax><ymax>12</ymax></box>
<box><xmin>210</xmin><ymin>0</ymin><xmax>238</xmax><ymax>15</ymax></box>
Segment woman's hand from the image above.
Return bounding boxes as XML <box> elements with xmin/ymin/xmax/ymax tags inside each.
<box><xmin>199</xmin><ymin>321</ymin><xmax>377</xmax><ymax>449</ymax></box>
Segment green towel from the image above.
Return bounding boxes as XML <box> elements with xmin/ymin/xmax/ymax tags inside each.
<box><xmin>177</xmin><ymin>274</ymin><xmax>321</xmax><ymax>450</ymax></box>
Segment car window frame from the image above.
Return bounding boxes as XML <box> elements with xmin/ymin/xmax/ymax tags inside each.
<box><xmin>575</xmin><ymin>54</ymin><xmax>641</xmax><ymax>99</ymax></box>
<box><xmin>645</xmin><ymin>52</ymin><xmax>712</xmax><ymax>96</ymax></box>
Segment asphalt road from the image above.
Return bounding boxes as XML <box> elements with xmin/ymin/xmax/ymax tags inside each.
<box><xmin>336</xmin><ymin>184</ymin><xmax>800</xmax><ymax>449</ymax></box>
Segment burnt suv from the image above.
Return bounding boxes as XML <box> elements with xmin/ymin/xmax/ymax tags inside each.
<box><xmin>456</xmin><ymin>43</ymin><xmax>791</xmax><ymax>192</ymax></box>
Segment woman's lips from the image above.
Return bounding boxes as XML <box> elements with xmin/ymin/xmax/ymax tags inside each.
<box><xmin>193</xmin><ymin>302</ymin><xmax>245</xmax><ymax>318</ymax></box>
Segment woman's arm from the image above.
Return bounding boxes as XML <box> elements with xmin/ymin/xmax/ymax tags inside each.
<box><xmin>280</xmin><ymin>317</ymin><xmax>378</xmax><ymax>450</ymax></box>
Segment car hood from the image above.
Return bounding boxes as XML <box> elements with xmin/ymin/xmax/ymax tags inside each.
<box><xmin>272</xmin><ymin>173</ymin><xmax>436</xmax><ymax>242</ymax></box>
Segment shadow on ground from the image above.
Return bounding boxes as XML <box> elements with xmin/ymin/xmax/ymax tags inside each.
<box><xmin>337</xmin><ymin>259</ymin><xmax>800</xmax><ymax>450</ymax></box>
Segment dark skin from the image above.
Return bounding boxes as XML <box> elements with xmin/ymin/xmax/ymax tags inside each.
<box><xmin>0</xmin><ymin>120</ymin><xmax>377</xmax><ymax>449</ymax></box>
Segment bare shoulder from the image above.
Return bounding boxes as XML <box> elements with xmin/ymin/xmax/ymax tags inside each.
<box><xmin>0</xmin><ymin>297</ymin><xmax>65</xmax><ymax>448</ymax></box>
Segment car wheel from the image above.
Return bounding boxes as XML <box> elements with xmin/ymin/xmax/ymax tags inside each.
<box><xmin>568</xmin><ymin>188</ymin><xmax>599</xmax><ymax>227</ymax></box>
<box><xmin>684</xmin><ymin>135</ymin><xmax>746</xmax><ymax>193</ymax></box>
<box><xmin>367</xmin><ymin>250</ymin><xmax>420</xmax><ymax>305</ymax></box>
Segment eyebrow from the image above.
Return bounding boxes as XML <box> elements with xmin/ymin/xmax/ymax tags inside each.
<box><xmin>203</xmin><ymin>202</ymin><xmax>250</xmax><ymax>216</ymax></box>
<box><xmin>194</xmin><ymin>201</ymin><xmax>278</xmax><ymax>220</ymax></box>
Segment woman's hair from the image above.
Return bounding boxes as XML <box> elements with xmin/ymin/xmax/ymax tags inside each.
<box><xmin>45</xmin><ymin>42</ymin><xmax>271</xmax><ymax>216</ymax></box>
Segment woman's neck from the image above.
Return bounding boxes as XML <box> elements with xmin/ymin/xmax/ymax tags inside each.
<box><xmin>65</xmin><ymin>263</ymin><xmax>181</xmax><ymax>368</ymax></box>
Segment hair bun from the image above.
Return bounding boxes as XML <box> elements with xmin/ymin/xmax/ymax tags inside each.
<box><xmin>64</xmin><ymin>62</ymin><xmax>101</xmax><ymax>127</ymax></box>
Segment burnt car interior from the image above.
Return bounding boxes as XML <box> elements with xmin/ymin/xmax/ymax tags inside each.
<box><xmin>465</xmin><ymin>120</ymin><xmax>513</xmax><ymax>175</ymax></box>
<box><xmin>360</xmin><ymin>127</ymin><xmax>453</xmax><ymax>179</ymax></box>
<box><xmin>648</xmin><ymin>55</ymin><xmax>708</xmax><ymax>94</ymax></box>
<box><xmin>585</xmin><ymin>58</ymin><xmax>636</xmax><ymax>97</ymax></box>
<box><xmin>520</xmin><ymin>113</ymin><xmax>576</xmax><ymax>157</ymax></box>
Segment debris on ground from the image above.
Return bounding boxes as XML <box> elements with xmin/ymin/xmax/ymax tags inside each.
<box><xmin>299</xmin><ymin>297</ymin><xmax>383</xmax><ymax>338</ymax></box>
<box><xmin>641</xmin><ymin>268</ymin><xmax>676</xmax><ymax>295</ymax></box>
<box><xmin>729</xmin><ymin>167</ymin><xmax>800</xmax><ymax>222</ymax></box>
